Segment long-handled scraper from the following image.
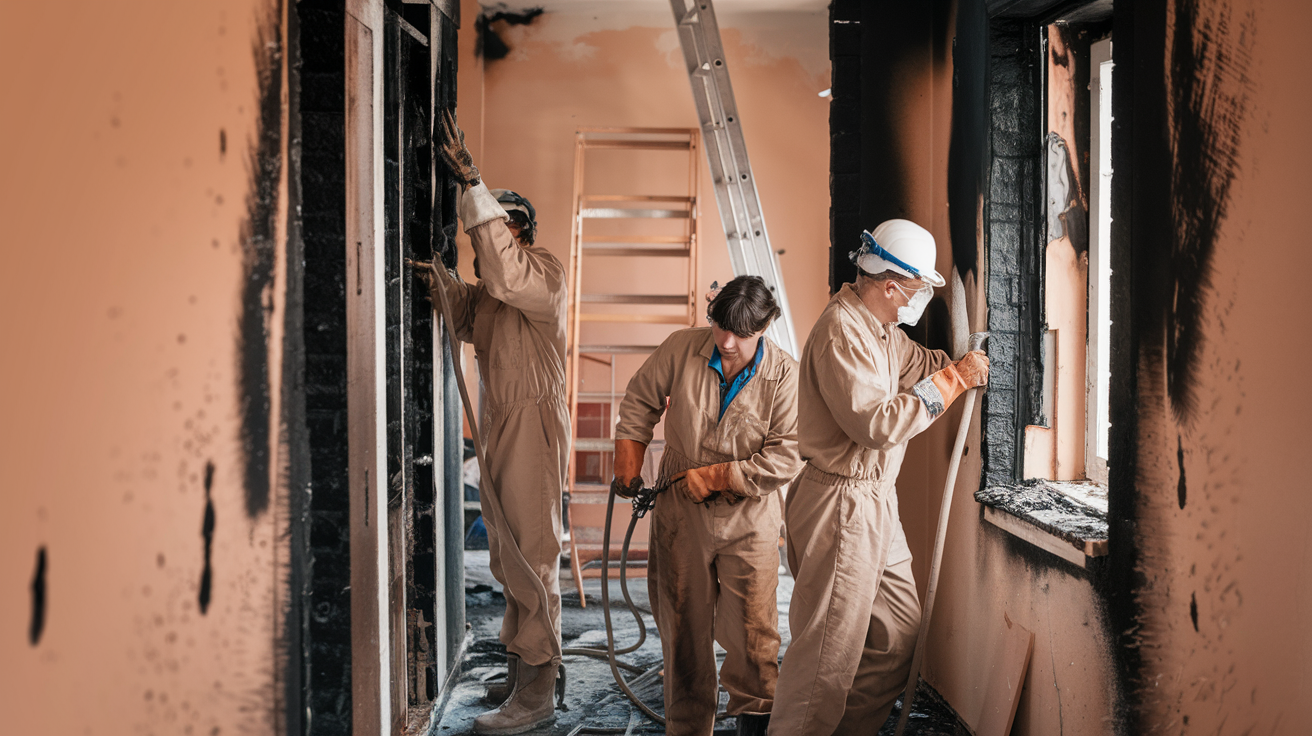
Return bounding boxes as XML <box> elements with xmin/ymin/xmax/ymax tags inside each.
<box><xmin>893</xmin><ymin>266</ymin><xmax>988</xmax><ymax>736</ymax></box>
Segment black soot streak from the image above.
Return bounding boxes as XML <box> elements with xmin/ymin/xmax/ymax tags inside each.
<box><xmin>1165</xmin><ymin>0</ymin><xmax>1253</xmax><ymax>425</ymax></box>
<box><xmin>1177</xmin><ymin>435</ymin><xmax>1188</xmax><ymax>509</ymax></box>
<box><xmin>199</xmin><ymin>461</ymin><xmax>216</xmax><ymax>615</ymax></box>
<box><xmin>29</xmin><ymin>546</ymin><xmax>46</xmax><ymax>646</ymax></box>
<box><xmin>1190</xmin><ymin>592</ymin><xmax>1199</xmax><ymax>632</ymax></box>
<box><xmin>475</xmin><ymin>7</ymin><xmax>544</xmax><ymax>60</ymax></box>
<box><xmin>236</xmin><ymin>3</ymin><xmax>283</xmax><ymax>519</ymax></box>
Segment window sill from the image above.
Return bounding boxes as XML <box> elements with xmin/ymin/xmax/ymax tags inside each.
<box><xmin>975</xmin><ymin>480</ymin><xmax>1108</xmax><ymax>569</ymax></box>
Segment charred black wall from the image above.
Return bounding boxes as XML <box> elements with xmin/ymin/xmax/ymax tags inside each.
<box><xmin>828</xmin><ymin>0</ymin><xmax>861</xmax><ymax>292</ymax></box>
<box><xmin>980</xmin><ymin>18</ymin><xmax>1045</xmax><ymax>486</ymax></box>
<box><xmin>828</xmin><ymin>0</ymin><xmax>953</xmax><ymax>293</ymax></box>
<box><xmin>294</xmin><ymin>2</ymin><xmax>352</xmax><ymax>734</ymax></box>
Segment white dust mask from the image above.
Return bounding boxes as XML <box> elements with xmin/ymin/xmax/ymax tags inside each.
<box><xmin>892</xmin><ymin>282</ymin><xmax>933</xmax><ymax>326</ymax></box>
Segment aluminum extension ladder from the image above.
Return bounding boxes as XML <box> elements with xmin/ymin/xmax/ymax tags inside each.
<box><xmin>669</xmin><ymin>0</ymin><xmax>797</xmax><ymax>356</ymax></box>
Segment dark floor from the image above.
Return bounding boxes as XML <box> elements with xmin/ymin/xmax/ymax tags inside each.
<box><xmin>434</xmin><ymin>549</ymin><xmax>968</xmax><ymax>735</ymax></box>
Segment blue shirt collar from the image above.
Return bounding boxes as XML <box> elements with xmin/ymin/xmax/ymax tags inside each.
<box><xmin>708</xmin><ymin>338</ymin><xmax>765</xmax><ymax>420</ymax></box>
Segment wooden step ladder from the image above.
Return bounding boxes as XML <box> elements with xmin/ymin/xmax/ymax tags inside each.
<box><xmin>565</xmin><ymin>128</ymin><xmax>702</xmax><ymax>601</ymax></box>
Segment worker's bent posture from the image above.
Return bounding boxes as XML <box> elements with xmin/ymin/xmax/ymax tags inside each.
<box><xmin>768</xmin><ymin>220</ymin><xmax>989</xmax><ymax>736</ymax></box>
<box><xmin>613</xmin><ymin>276</ymin><xmax>804</xmax><ymax>736</ymax></box>
<box><xmin>419</xmin><ymin>111</ymin><xmax>568</xmax><ymax>735</ymax></box>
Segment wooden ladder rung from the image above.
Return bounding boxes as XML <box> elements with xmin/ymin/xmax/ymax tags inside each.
<box><xmin>579</xmin><ymin>314</ymin><xmax>691</xmax><ymax>324</ymax></box>
<box><xmin>580</xmin><ymin>207</ymin><xmax>692</xmax><ymax>219</ymax></box>
<box><xmin>577</xmin><ymin>345</ymin><xmax>660</xmax><ymax>354</ymax></box>
<box><xmin>580</xmin><ymin>294</ymin><xmax>688</xmax><ymax>305</ymax></box>
<box><xmin>582</xmin><ymin>235</ymin><xmax>690</xmax><ymax>244</ymax></box>
<box><xmin>582</xmin><ymin>247</ymin><xmax>691</xmax><ymax>258</ymax></box>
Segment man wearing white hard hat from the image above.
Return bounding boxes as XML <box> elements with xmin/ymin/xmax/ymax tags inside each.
<box><xmin>768</xmin><ymin>220</ymin><xmax>989</xmax><ymax>735</ymax></box>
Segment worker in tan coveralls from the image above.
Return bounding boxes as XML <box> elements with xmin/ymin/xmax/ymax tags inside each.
<box><xmin>768</xmin><ymin>220</ymin><xmax>989</xmax><ymax>735</ymax></box>
<box><xmin>612</xmin><ymin>276</ymin><xmax>804</xmax><ymax>736</ymax></box>
<box><xmin>417</xmin><ymin>111</ymin><xmax>568</xmax><ymax>735</ymax></box>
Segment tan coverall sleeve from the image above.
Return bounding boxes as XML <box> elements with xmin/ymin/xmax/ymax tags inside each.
<box><xmin>614</xmin><ymin>337</ymin><xmax>678</xmax><ymax>446</ymax></box>
<box><xmin>815</xmin><ymin>324</ymin><xmax>935</xmax><ymax>451</ymax></box>
<box><xmin>430</xmin><ymin>266</ymin><xmax>481</xmax><ymax>343</ymax></box>
<box><xmin>458</xmin><ymin>183</ymin><xmax>565</xmax><ymax>325</ymax></box>
<box><xmin>895</xmin><ymin>329</ymin><xmax>952</xmax><ymax>390</ymax></box>
<box><xmin>731</xmin><ymin>361</ymin><xmax>802</xmax><ymax>498</ymax></box>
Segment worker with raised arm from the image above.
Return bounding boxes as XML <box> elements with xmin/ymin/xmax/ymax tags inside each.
<box><xmin>612</xmin><ymin>276</ymin><xmax>804</xmax><ymax>736</ymax></box>
<box><xmin>415</xmin><ymin>110</ymin><xmax>569</xmax><ymax>736</ymax></box>
<box><xmin>767</xmin><ymin>221</ymin><xmax>989</xmax><ymax>736</ymax></box>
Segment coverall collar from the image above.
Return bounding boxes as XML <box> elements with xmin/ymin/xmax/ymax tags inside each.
<box><xmin>708</xmin><ymin>337</ymin><xmax>765</xmax><ymax>421</ymax></box>
<box><xmin>836</xmin><ymin>282</ymin><xmax>894</xmax><ymax>340</ymax></box>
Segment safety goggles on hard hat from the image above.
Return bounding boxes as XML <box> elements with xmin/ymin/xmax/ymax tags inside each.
<box><xmin>851</xmin><ymin>230</ymin><xmax>930</xmax><ymax>282</ymax></box>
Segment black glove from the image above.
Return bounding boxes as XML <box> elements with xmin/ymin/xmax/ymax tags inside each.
<box><xmin>610</xmin><ymin>475</ymin><xmax>643</xmax><ymax>500</ymax></box>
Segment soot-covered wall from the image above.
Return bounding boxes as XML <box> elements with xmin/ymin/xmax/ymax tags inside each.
<box><xmin>1</xmin><ymin>0</ymin><xmax>300</xmax><ymax>733</ymax></box>
<box><xmin>294</xmin><ymin>1</ymin><xmax>353</xmax><ymax>733</ymax></box>
<box><xmin>1111</xmin><ymin>0</ymin><xmax>1312</xmax><ymax>732</ymax></box>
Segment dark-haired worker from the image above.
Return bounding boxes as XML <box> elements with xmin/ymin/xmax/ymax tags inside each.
<box><xmin>612</xmin><ymin>275</ymin><xmax>805</xmax><ymax>736</ymax></box>
<box><xmin>416</xmin><ymin>110</ymin><xmax>567</xmax><ymax>735</ymax></box>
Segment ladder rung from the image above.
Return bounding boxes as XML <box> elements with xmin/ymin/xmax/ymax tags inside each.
<box><xmin>580</xmin><ymin>314</ymin><xmax>691</xmax><ymax>324</ymax></box>
<box><xmin>582</xmin><ymin>247</ymin><xmax>691</xmax><ymax>258</ymax></box>
<box><xmin>579</xmin><ymin>345</ymin><xmax>659</xmax><ymax>354</ymax></box>
<box><xmin>573</xmin><ymin>438</ymin><xmax>615</xmax><ymax>452</ymax></box>
<box><xmin>581</xmin><ymin>294</ymin><xmax>688</xmax><ymax>305</ymax></box>
<box><xmin>578</xmin><ymin>126</ymin><xmax>696</xmax><ymax>135</ymax></box>
<box><xmin>583</xmin><ymin>140</ymin><xmax>691</xmax><ymax>151</ymax></box>
<box><xmin>582</xmin><ymin>195</ymin><xmax>694</xmax><ymax>203</ymax></box>
<box><xmin>582</xmin><ymin>235</ymin><xmax>690</xmax><ymax>244</ymax></box>
<box><xmin>581</xmin><ymin>207</ymin><xmax>691</xmax><ymax>219</ymax></box>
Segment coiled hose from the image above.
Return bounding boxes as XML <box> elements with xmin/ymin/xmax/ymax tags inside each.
<box><xmin>561</xmin><ymin>481</ymin><xmax>667</xmax><ymax>724</ymax></box>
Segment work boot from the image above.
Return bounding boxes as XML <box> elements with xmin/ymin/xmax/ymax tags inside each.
<box><xmin>735</xmin><ymin>712</ymin><xmax>770</xmax><ymax>736</ymax></box>
<box><xmin>482</xmin><ymin>653</ymin><xmax>519</xmax><ymax>705</ymax></box>
<box><xmin>473</xmin><ymin>656</ymin><xmax>559</xmax><ymax>735</ymax></box>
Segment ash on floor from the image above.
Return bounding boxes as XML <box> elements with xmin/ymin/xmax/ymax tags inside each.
<box><xmin>435</xmin><ymin>550</ymin><xmax>966</xmax><ymax>735</ymax></box>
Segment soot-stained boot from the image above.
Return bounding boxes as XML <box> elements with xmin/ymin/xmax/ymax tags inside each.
<box><xmin>735</xmin><ymin>712</ymin><xmax>770</xmax><ymax>736</ymax></box>
<box><xmin>473</xmin><ymin>656</ymin><xmax>559</xmax><ymax>735</ymax></box>
<box><xmin>482</xmin><ymin>653</ymin><xmax>519</xmax><ymax>705</ymax></box>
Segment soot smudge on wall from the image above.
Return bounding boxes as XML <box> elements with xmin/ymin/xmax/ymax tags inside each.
<box><xmin>1165</xmin><ymin>0</ymin><xmax>1252</xmax><ymax>426</ymax></box>
<box><xmin>199</xmin><ymin>461</ymin><xmax>216</xmax><ymax>615</ymax></box>
<box><xmin>237</xmin><ymin>1</ymin><xmax>284</xmax><ymax>519</ymax></box>
<box><xmin>29</xmin><ymin>546</ymin><xmax>46</xmax><ymax>645</ymax></box>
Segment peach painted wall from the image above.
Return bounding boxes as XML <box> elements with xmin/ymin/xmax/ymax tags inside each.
<box><xmin>0</xmin><ymin>1</ymin><xmax>293</xmax><ymax>733</ymax></box>
<box><xmin>453</xmin><ymin>2</ymin><xmax>831</xmax><ymax>362</ymax></box>
<box><xmin>1131</xmin><ymin>0</ymin><xmax>1312</xmax><ymax>731</ymax></box>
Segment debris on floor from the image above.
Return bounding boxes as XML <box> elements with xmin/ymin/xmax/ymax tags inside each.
<box><xmin>436</xmin><ymin>551</ymin><xmax>968</xmax><ymax>735</ymax></box>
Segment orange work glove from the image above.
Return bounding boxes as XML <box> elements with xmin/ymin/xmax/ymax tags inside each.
<box><xmin>672</xmin><ymin>462</ymin><xmax>744</xmax><ymax>504</ymax></box>
<box><xmin>611</xmin><ymin>439</ymin><xmax>648</xmax><ymax>499</ymax></box>
<box><xmin>927</xmin><ymin>349</ymin><xmax>990</xmax><ymax>411</ymax></box>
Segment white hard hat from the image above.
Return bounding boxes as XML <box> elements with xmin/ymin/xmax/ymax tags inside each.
<box><xmin>851</xmin><ymin>219</ymin><xmax>945</xmax><ymax>287</ymax></box>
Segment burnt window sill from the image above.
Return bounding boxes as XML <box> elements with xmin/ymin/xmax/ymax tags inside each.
<box><xmin>975</xmin><ymin>480</ymin><xmax>1108</xmax><ymax>568</ymax></box>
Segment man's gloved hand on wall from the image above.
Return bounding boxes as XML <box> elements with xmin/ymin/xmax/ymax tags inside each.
<box><xmin>437</xmin><ymin>109</ymin><xmax>481</xmax><ymax>188</ymax></box>
<box><xmin>611</xmin><ymin>439</ymin><xmax>647</xmax><ymax>500</ymax></box>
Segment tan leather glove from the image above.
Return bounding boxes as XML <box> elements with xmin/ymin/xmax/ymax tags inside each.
<box><xmin>928</xmin><ymin>349</ymin><xmax>990</xmax><ymax>410</ymax></box>
<box><xmin>611</xmin><ymin>439</ymin><xmax>647</xmax><ymax>500</ymax></box>
<box><xmin>672</xmin><ymin>462</ymin><xmax>744</xmax><ymax>504</ymax></box>
<box><xmin>438</xmin><ymin>109</ymin><xmax>480</xmax><ymax>187</ymax></box>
